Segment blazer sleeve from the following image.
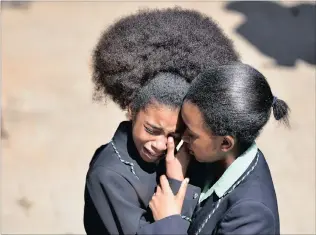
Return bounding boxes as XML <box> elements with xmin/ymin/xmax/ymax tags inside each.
<box><xmin>85</xmin><ymin>166</ymin><xmax>154</xmax><ymax>234</ymax></box>
<box><xmin>139</xmin><ymin>215</ymin><xmax>190</xmax><ymax>234</ymax></box>
<box><xmin>168</xmin><ymin>178</ymin><xmax>201</xmax><ymax>219</ymax></box>
<box><xmin>217</xmin><ymin>200</ymin><xmax>276</xmax><ymax>235</ymax></box>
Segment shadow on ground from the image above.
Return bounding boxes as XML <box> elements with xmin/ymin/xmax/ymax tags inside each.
<box><xmin>226</xmin><ymin>1</ymin><xmax>316</xmax><ymax>67</ymax></box>
<box><xmin>1</xmin><ymin>1</ymin><xmax>31</xmax><ymax>9</ymax></box>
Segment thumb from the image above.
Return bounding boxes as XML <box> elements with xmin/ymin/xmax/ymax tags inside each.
<box><xmin>166</xmin><ymin>137</ymin><xmax>175</xmax><ymax>162</ymax></box>
<box><xmin>176</xmin><ymin>178</ymin><xmax>189</xmax><ymax>204</ymax></box>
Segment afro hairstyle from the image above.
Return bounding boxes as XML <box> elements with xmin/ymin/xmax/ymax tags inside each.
<box><xmin>92</xmin><ymin>7</ymin><xmax>240</xmax><ymax>110</ymax></box>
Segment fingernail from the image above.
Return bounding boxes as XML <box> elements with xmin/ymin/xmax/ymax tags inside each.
<box><xmin>185</xmin><ymin>178</ymin><xmax>189</xmax><ymax>184</ymax></box>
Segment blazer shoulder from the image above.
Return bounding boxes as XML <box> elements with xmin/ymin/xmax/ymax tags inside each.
<box><xmin>229</xmin><ymin>151</ymin><xmax>277</xmax><ymax>203</ymax></box>
<box><xmin>219</xmin><ymin>199</ymin><xmax>277</xmax><ymax>234</ymax></box>
<box><xmin>87</xmin><ymin>165</ymin><xmax>131</xmax><ymax>189</ymax></box>
<box><xmin>88</xmin><ymin>143</ymin><xmax>128</xmax><ymax>177</ymax></box>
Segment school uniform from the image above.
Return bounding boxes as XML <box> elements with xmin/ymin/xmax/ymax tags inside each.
<box><xmin>142</xmin><ymin>143</ymin><xmax>280</xmax><ymax>235</ymax></box>
<box><xmin>83</xmin><ymin>121</ymin><xmax>201</xmax><ymax>235</ymax></box>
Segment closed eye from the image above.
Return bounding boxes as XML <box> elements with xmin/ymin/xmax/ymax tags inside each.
<box><xmin>144</xmin><ymin>125</ymin><xmax>161</xmax><ymax>136</ymax></box>
<box><xmin>187</xmin><ymin>130</ymin><xmax>198</xmax><ymax>141</ymax></box>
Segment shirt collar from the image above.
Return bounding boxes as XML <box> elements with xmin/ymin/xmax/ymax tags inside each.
<box><xmin>112</xmin><ymin>121</ymin><xmax>136</xmax><ymax>157</ymax></box>
<box><xmin>112</xmin><ymin>121</ymin><xmax>157</xmax><ymax>172</ymax></box>
<box><xmin>199</xmin><ymin>143</ymin><xmax>258</xmax><ymax>203</ymax></box>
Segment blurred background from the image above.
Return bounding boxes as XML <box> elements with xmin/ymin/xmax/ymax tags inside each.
<box><xmin>1</xmin><ymin>1</ymin><xmax>315</xmax><ymax>234</ymax></box>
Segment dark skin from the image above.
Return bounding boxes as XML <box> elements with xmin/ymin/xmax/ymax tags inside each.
<box><xmin>130</xmin><ymin>102</ymin><xmax>182</xmax><ymax>163</ymax></box>
<box><xmin>129</xmin><ymin>101</ymin><xmax>191</xmax><ymax>181</ymax></box>
<box><xmin>181</xmin><ymin>101</ymin><xmax>238</xmax><ymax>166</ymax></box>
<box><xmin>150</xmin><ymin>101</ymin><xmax>242</xmax><ymax>220</ymax></box>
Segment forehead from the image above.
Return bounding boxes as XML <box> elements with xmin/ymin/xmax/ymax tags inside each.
<box><xmin>139</xmin><ymin>103</ymin><xmax>181</xmax><ymax>132</ymax></box>
<box><xmin>181</xmin><ymin>101</ymin><xmax>205</xmax><ymax>131</ymax></box>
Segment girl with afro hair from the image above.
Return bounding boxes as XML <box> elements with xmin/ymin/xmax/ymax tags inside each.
<box><xmin>84</xmin><ymin>7</ymin><xmax>239</xmax><ymax>235</ymax></box>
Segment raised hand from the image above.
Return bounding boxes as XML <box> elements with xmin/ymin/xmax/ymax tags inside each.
<box><xmin>166</xmin><ymin>137</ymin><xmax>191</xmax><ymax>181</ymax></box>
<box><xmin>149</xmin><ymin>175</ymin><xmax>189</xmax><ymax>221</ymax></box>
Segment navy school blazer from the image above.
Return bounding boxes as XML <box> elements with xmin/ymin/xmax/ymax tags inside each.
<box><xmin>83</xmin><ymin>121</ymin><xmax>201</xmax><ymax>235</ymax></box>
<box><xmin>141</xmin><ymin>150</ymin><xmax>280</xmax><ymax>235</ymax></box>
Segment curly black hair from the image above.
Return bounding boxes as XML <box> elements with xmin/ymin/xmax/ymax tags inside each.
<box><xmin>130</xmin><ymin>72</ymin><xmax>190</xmax><ymax>117</ymax></box>
<box><xmin>185</xmin><ymin>63</ymin><xmax>290</xmax><ymax>145</ymax></box>
<box><xmin>92</xmin><ymin>7</ymin><xmax>240</xmax><ymax>110</ymax></box>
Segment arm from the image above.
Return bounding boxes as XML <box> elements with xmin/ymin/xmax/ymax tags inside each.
<box><xmin>217</xmin><ymin>200</ymin><xmax>276</xmax><ymax>235</ymax></box>
<box><xmin>165</xmin><ymin>137</ymin><xmax>201</xmax><ymax>219</ymax></box>
<box><xmin>139</xmin><ymin>215</ymin><xmax>189</xmax><ymax>234</ymax></box>
<box><xmin>168</xmin><ymin>178</ymin><xmax>200</xmax><ymax>219</ymax></box>
<box><xmin>138</xmin><ymin>178</ymin><xmax>193</xmax><ymax>235</ymax></box>
<box><xmin>138</xmin><ymin>177</ymin><xmax>198</xmax><ymax>234</ymax></box>
<box><xmin>84</xmin><ymin>166</ymin><xmax>154</xmax><ymax>234</ymax></box>
<box><xmin>147</xmin><ymin>175</ymin><xmax>191</xmax><ymax>235</ymax></box>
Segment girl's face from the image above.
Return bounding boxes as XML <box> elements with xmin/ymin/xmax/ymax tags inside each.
<box><xmin>181</xmin><ymin>101</ymin><xmax>228</xmax><ymax>163</ymax></box>
<box><xmin>132</xmin><ymin>102</ymin><xmax>184</xmax><ymax>163</ymax></box>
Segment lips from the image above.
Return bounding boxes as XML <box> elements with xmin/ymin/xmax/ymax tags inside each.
<box><xmin>143</xmin><ymin>147</ymin><xmax>162</xmax><ymax>159</ymax></box>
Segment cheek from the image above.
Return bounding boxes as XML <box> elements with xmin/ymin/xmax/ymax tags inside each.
<box><xmin>192</xmin><ymin>139</ymin><xmax>213</xmax><ymax>154</ymax></box>
<box><xmin>191</xmin><ymin>140</ymin><xmax>204</xmax><ymax>153</ymax></box>
<box><xmin>133</xmin><ymin>126</ymin><xmax>153</xmax><ymax>147</ymax></box>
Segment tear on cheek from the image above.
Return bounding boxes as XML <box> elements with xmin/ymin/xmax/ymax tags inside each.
<box><xmin>176</xmin><ymin>140</ymin><xmax>184</xmax><ymax>151</ymax></box>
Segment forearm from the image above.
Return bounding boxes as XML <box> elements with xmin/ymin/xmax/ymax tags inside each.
<box><xmin>168</xmin><ymin>178</ymin><xmax>201</xmax><ymax>218</ymax></box>
<box><xmin>138</xmin><ymin>215</ymin><xmax>189</xmax><ymax>235</ymax></box>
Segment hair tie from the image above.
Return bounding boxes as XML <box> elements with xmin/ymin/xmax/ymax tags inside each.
<box><xmin>272</xmin><ymin>96</ymin><xmax>278</xmax><ymax>106</ymax></box>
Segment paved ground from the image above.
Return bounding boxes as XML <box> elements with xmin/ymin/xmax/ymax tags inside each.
<box><xmin>1</xmin><ymin>1</ymin><xmax>315</xmax><ymax>234</ymax></box>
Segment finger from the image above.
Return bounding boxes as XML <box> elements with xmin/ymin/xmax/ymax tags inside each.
<box><xmin>160</xmin><ymin>175</ymin><xmax>172</xmax><ymax>194</ymax></box>
<box><xmin>176</xmin><ymin>178</ymin><xmax>189</xmax><ymax>203</ymax></box>
<box><xmin>156</xmin><ymin>185</ymin><xmax>162</xmax><ymax>195</ymax></box>
<box><xmin>149</xmin><ymin>200</ymin><xmax>154</xmax><ymax>210</ymax></box>
<box><xmin>149</xmin><ymin>200</ymin><xmax>159</xmax><ymax>221</ymax></box>
<box><xmin>165</xmin><ymin>137</ymin><xmax>175</xmax><ymax>162</ymax></box>
<box><xmin>175</xmin><ymin>145</ymin><xmax>192</xmax><ymax>169</ymax></box>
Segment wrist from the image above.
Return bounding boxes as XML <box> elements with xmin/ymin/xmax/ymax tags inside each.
<box><xmin>172</xmin><ymin>176</ymin><xmax>185</xmax><ymax>181</ymax></box>
<box><xmin>157</xmin><ymin>212</ymin><xmax>181</xmax><ymax>221</ymax></box>
<box><xmin>167</xmin><ymin>174</ymin><xmax>184</xmax><ymax>181</ymax></box>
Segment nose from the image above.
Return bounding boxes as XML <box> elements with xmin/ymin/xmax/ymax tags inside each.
<box><xmin>152</xmin><ymin>136</ymin><xmax>167</xmax><ymax>152</ymax></box>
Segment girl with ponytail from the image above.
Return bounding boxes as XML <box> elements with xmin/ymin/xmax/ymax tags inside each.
<box><xmin>149</xmin><ymin>63</ymin><xmax>288</xmax><ymax>235</ymax></box>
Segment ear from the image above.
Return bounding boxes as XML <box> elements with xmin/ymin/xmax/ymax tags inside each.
<box><xmin>220</xmin><ymin>135</ymin><xmax>235</xmax><ymax>152</ymax></box>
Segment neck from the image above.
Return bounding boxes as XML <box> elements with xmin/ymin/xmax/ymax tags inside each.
<box><xmin>212</xmin><ymin>143</ymin><xmax>249</xmax><ymax>179</ymax></box>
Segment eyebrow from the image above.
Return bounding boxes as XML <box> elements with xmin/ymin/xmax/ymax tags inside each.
<box><xmin>145</xmin><ymin>121</ymin><xmax>180</xmax><ymax>136</ymax></box>
<box><xmin>145</xmin><ymin>121</ymin><xmax>163</xmax><ymax>131</ymax></box>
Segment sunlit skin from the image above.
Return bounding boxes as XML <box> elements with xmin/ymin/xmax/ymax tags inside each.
<box><xmin>149</xmin><ymin>101</ymin><xmax>243</xmax><ymax>221</ymax></box>
<box><xmin>131</xmin><ymin>101</ymin><xmax>185</xmax><ymax>163</ymax></box>
<box><xmin>181</xmin><ymin>101</ymin><xmax>239</xmax><ymax>169</ymax></box>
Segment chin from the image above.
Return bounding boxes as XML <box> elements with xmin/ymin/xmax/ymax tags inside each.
<box><xmin>194</xmin><ymin>157</ymin><xmax>205</xmax><ymax>163</ymax></box>
<box><xmin>193</xmin><ymin>154</ymin><xmax>208</xmax><ymax>163</ymax></box>
<box><xmin>140</xmin><ymin>150</ymin><xmax>161</xmax><ymax>163</ymax></box>
<box><xmin>141</xmin><ymin>155</ymin><xmax>156</xmax><ymax>163</ymax></box>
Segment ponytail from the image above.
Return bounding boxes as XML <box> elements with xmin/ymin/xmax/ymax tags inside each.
<box><xmin>272</xmin><ymin>96</ymin><xmax>290</xmax><ymax>127</ymax></box>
